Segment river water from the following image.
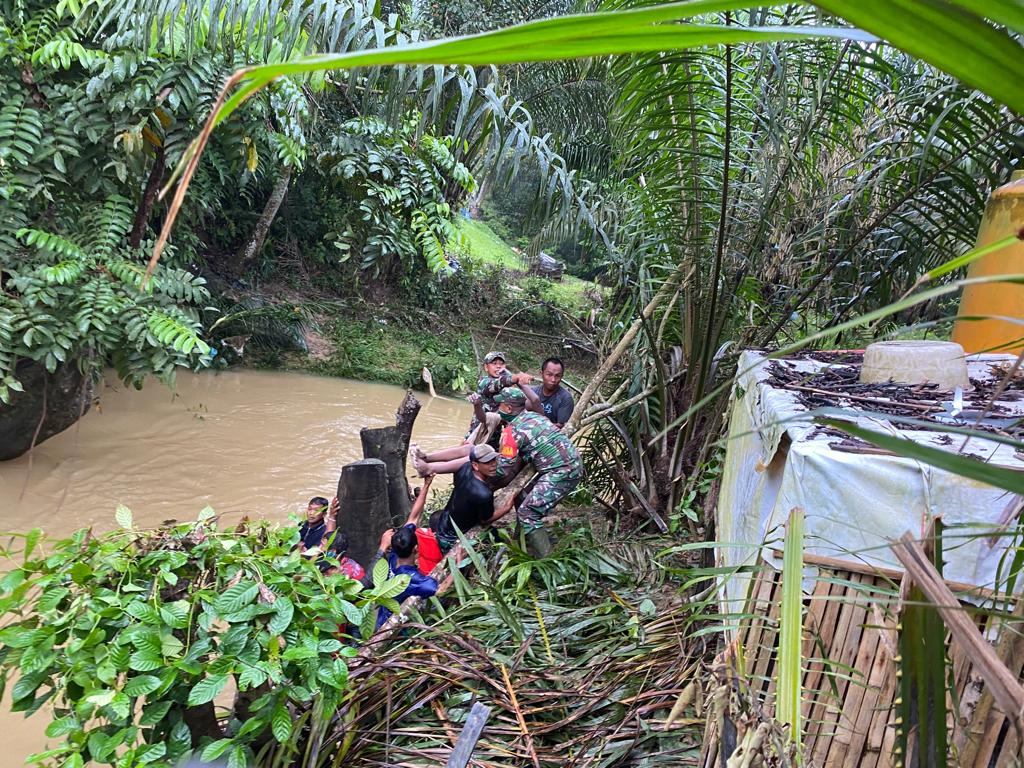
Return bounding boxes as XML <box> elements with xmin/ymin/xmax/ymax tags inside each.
<box><xmin>0</xmin><ymin>369</ymin><xmax>471</xmax><ymax>765</ymax></box>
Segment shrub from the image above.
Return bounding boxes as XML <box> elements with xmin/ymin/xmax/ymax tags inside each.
<box><xmin>0</xmin><ymin>510</ymin><xmax>408</xmax><ymax>767</ymax></box>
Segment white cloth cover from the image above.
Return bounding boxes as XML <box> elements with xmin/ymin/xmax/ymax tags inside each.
<box><xmin>716</xmin><ymin>350</ymin><xmax>1024</xmax><ymax>614</ymax></box>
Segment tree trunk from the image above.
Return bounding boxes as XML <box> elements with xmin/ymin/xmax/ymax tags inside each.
<box><xmin>359</xmin><ymin>391</ymin><xmax>421</xmax><ymax>522</ymax></box>
<box><xmin>128</xmin><ymin>145</ymin><xmax>166</xmax><ymax>247</ymax></box>
<box><xmin>237</xmin><ymin>165</ymin><xmax>292</xmax><ymax>273</ymax></box>
<box><xmin>336</xmin><ymin>459</ymin><xmax>391</xmax><ymax>570</ymax></box>
<box><xmin>184</xmin><ymin>701</ymin><xmax>223</xmax><ymax>744</ymax></box>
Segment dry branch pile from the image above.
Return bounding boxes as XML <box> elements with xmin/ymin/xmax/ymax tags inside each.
<box><xmin>317</xmin><ymin>528</ymin><xmax>706</xmax><ymax>766</ymax></box>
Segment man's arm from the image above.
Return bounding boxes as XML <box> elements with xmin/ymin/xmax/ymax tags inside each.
<box><xmin>405</xmin><ymin>476</ymin><xmax>433</xmax><ymax>527</ymax></box>
<box><xmin>325</xmin><ymin>497</ymin><xmax>340</xmax><ymax>534</ymax></box>
<box><xmin>485</xmin><ymin>496</ymin><xmax>515</xmax><ymax>525</ymax></box>
<box><xmin>521</xmin><ymin>382</ymin><xmax>544</xmax><ymax>416</ymax></box>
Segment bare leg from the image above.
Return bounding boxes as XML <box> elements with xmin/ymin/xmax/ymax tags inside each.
<box><xmin>422</xmin><ymin>443</ymin><xmax>473</xmax><ymax>463</ymax></box>
<box><xmin>415</xmin><ymin>456</ymin><xmax>471</xmax><ymax>476</ymax></box>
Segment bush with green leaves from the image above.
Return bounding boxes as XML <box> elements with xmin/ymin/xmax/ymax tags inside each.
<box><xmin>318</xmin><ymin>115</ymin><xmax>476</xmax><ymax>276</ymax></box>
<box><xmin>0</xmin><ymin>509</ymin><xmax>410</xmax><ymax>767</ymax></box>
<box><xmin>0</xmin><ymin>197</ymin><xmax>213</xmax><ymax>403</ymax></box>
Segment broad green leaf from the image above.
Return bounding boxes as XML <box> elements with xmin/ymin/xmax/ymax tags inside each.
<box><xmin>227</xmin><ymin>746</ymin><xmax>247</xmax><ymax>768</ymax></box>
<box><xmin>371</xmin><ymin>574</ymin><xmax>410</xmax><ymax>601</ymax></box>
<box><xmin>136</xmin><ymin>742</ymin><xmax>166</xmax><ymax>764</ymax></box>
<box><xmin>115</xmin><ymin>505</ymin><xmax>133</xmax><ymax>530</ymax></box>
<box><xmin>200</xmin><ymin>738</ymin><xmax>234</xmax><ymax>762</ymax></box>
<box><xmin>267</xmin><ymin>596</ymin><xmax>293</xmax><ymax>635</ymax></box>
<box><xmin>45</xmin><ymin>716</ymin><xmax>80</xmax><ymax>738</ymax></box>
<box><xmin>215</xmin><ymin>581</ymin><xmax>259</xmax><ymax>615</ymax></box>
<box><xmin>23</xmin><ymin>528</ymin><xmax>42</xmax><ymax>563</ymax></box>
<box><xmin>372</xmin><ymin>556</ymin><xmax>389</xmax><ymax>587</ymax></box>
<box><xmin>139</xmin><ymin>700</ymin><xmax>172</xmax><ymax>726</ymax></box>
<box><xmin>187</xmin><ymin>673</ymin><xmax>229</xmax><ymax>706</ymax></box>
<box><xmin>123</xmin><ymin>675</ymin><xmax>161</xmax><ymax>697</ymax></box>
<box><xmin>129</xmin><ymin>650</ymin><xmax>162</xmax><ymax>672</ymax></box>
<box><xmin>271</xmin><ymin>702</ymin><xmax>292</xmax><ymax>742</ymax></box>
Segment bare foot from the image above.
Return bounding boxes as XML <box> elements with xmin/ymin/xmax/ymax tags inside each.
<box><xmin>413</xmin><ymin>456</ymin><xmax>434</xmax><ymax>478</ymax></box>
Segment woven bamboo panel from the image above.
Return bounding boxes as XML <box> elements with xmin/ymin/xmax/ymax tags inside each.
<box><xmin>700</xmin><ymin>563</ymin><xmax>1024</xmax><ymax>768</ymax></box>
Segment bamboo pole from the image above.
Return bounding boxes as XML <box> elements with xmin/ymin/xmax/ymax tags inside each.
<box><xmin>890</xmin><ymin>533</ymin><xmax>1024</xmax><ymax>735</ymax></box>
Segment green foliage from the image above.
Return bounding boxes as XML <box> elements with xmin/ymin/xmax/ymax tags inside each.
<box><xmin>0</xmin><ymin>197</ymin><xmax>212</xmax><ymax>402</ymax></box>
<box><xmin>0</xmin><ymin>513</ymin><xmax>404</xmax><ymax>767</ymax></box>
<box><xmin>318</xmin><ymin>115</ymin><xmax>476</xmax><ymax>275</ymax></box>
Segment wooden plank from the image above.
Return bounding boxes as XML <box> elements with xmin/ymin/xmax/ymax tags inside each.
<box><xmin>816</xmin><ymin>573</ymin><xmax>872</xmax><ymax>767</ymax></box>
<box><xmin>769</xmin><ymin>549</ymin><xmax>1009</xmax><ymax>601</ymax></box>
<box><xmin>740</xmin><ymin>567</ymin><xmax>775</xmax><ymax>679</ymax></box>
<box><xmin>848</xmin><ymin>604</ymin><xmax>898</xmax><ymax>768</ymax></box>
<box><xmin>750</xmin><ymin>572</ymin><xmax>783</xmax><ymax>700</ymax></box>
<box><xmin>832</xmin><ymin>576</ymin><xmax>890</xmax><ymax>767</ymax></box>
<box><xmin>803</xmin><ymin>578</ymin><xmax>846</xmax><ymax>752</ymax></box>
<box><xmin>799</xmin><ymin>575</ymin><xmax>836</xmax><ymax>753</ymax></box>
<box><xmin>446</xmin><ymin>702</ymin><xmax>492</xmax><ymax>768</ymax></box>
<box><xmin>891</xmin><ymin>535</ymin><xmax>1024</xmax><ymax>732</ymax></box>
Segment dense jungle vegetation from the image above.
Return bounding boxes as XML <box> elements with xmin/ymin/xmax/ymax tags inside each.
<box><xmin>0</xmin><ymin>0</ymin><xmax>1022</xmax><ymax>765</ymax></box>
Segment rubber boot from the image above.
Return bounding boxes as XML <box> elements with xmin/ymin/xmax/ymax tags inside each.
<box><xmin>525</xmin><ymin>527</ymin><xmax>552</xmax><ymax>558</ymax></box>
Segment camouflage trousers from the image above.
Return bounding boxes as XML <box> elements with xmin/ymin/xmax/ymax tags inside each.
<box><xmin>518</xmin><ymin>466</ymin><xmax>582</xmax><ymax>532</ymax></box>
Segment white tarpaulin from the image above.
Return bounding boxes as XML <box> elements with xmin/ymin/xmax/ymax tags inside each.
<box><xmin>716</xmin><ymin>350</ymin><xmax>1024</xmax><ymax>613</ymax></box>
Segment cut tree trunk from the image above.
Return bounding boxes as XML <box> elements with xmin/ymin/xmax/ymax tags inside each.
<box><xmin>359</xmin><ymin>390</ymin><xmax>421</xmax><ymax>522</ymax></box>
<box><xmin>237</xmin><ymin>165</ymin><xmax>292</xmax><ymax>274</ymax></box>
<box><xmin>336</xmin><ymin>459</ymin><xmax>391</xmax><ymax>569</ymax></box>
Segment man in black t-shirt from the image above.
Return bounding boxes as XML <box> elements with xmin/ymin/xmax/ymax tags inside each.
<box><xmin>405</xmin><ymin>444</ymin><xmax>514</xmax><ymax>570</ymax></box>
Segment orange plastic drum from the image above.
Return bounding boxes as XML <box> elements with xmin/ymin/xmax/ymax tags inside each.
<box><xmin>952</xmin><ymin>170</ymin><xmax>1024</xmax><ymax>354</ymax></box>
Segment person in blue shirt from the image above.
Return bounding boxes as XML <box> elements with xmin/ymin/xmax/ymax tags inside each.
<box><xmin>370</xmin><ymin>525</ymin><xmax>439</xmax><ymax>630</ymax></box>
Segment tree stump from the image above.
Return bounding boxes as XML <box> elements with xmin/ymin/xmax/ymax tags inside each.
<box><xmin>359</xmin><ymin>390</ymin><xmax>422</xmax><ymax>522</ymax></box>
<box><xmin>336</xmin><ymin>459</ymin><xmax>391</xmax><ymax>570</ymax></box>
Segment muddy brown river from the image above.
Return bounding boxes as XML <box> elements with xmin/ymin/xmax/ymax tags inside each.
<box><xmin>0</xmin><ymin>369</ymin><xmax>471</xmax><ymax>765</ymax></box>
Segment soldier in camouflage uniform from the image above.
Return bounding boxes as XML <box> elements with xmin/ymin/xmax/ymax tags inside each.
<box><xmin>493</xmin><ymin>386</ymin><xmax>582</xmax><ymax>557</ymax></box>
<box><xmin>413</xmin><ymin>352</ymin><xmax>537</xmax><ymax>471</ymax></box>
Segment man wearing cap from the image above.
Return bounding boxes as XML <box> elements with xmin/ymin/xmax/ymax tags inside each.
<box><xmin>412</xmin><ymin>352</ymin><xmax>538</xmax><ymax>470</ymax></box>
<box><xmin>468</xmin><ymin>351</ymin><xmax>536</xmax><ymax>445</ymax></box>
<box><xmin>493</xmin><ymin>386</ymin><xmax>583</xmax><ymax>557</ymax></box>
<box><xmin>401</xmin><ymin>444</ymin><xmax>514</xmax><ymax>573</ymax></box>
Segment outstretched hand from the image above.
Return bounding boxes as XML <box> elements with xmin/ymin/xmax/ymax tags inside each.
<box><xmin>514</xmin><ymin>372</ymin><xmax>533</xmax><ymax>386</ymax></box>
<box><xmin>325</xmin><ymin>497</ymin><xmax>340</xmax><ymax>531</ymax></box>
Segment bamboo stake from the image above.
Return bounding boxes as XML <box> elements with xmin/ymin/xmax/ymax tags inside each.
<box><xmin>891</xmin><ymin>533</ymin><xmax>1024</xmax><ymax>735</ymax></box>
<box><xmin>564</xmin><ymin>261</ymin><xmax>687</xmax><ymax>438</ymax></box>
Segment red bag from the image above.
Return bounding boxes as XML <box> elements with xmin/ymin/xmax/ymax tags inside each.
<box><xmin>500</xmin><ymin>424</ymin><xmax>518</xmax><ymax>458</ymax></box>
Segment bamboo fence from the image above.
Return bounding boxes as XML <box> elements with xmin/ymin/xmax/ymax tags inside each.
<box><xmin>699</xmin><ymin>556</ymin><xmax>1024</xmax><ymax>767</ymax></box>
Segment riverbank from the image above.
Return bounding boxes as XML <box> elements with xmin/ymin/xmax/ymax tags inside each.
<box><xmin>216</xmin><ymin>219</ymin><xmax>604</xmax><ymax>395</ymax></box>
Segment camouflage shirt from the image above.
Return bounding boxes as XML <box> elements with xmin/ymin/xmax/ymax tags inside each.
<box><xmin>498</xmin><ymin>411</ymin><xmax>581</xmax><ymax>475</ymax></box>
<box><xmin>477</xmin><ymin>371</ymin><xmax>515</xmax><ymax>412</ymax></box>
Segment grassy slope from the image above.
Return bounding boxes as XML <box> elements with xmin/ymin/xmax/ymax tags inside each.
<box><xmin>457</xmin><ymin>218</ymin><xmax>602</xmax><ymax>315</ymax></box>
<box><xmin>291</xmin><ymin>219</ymin><xmax>601</xmax><ymax>394</ymax></box>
